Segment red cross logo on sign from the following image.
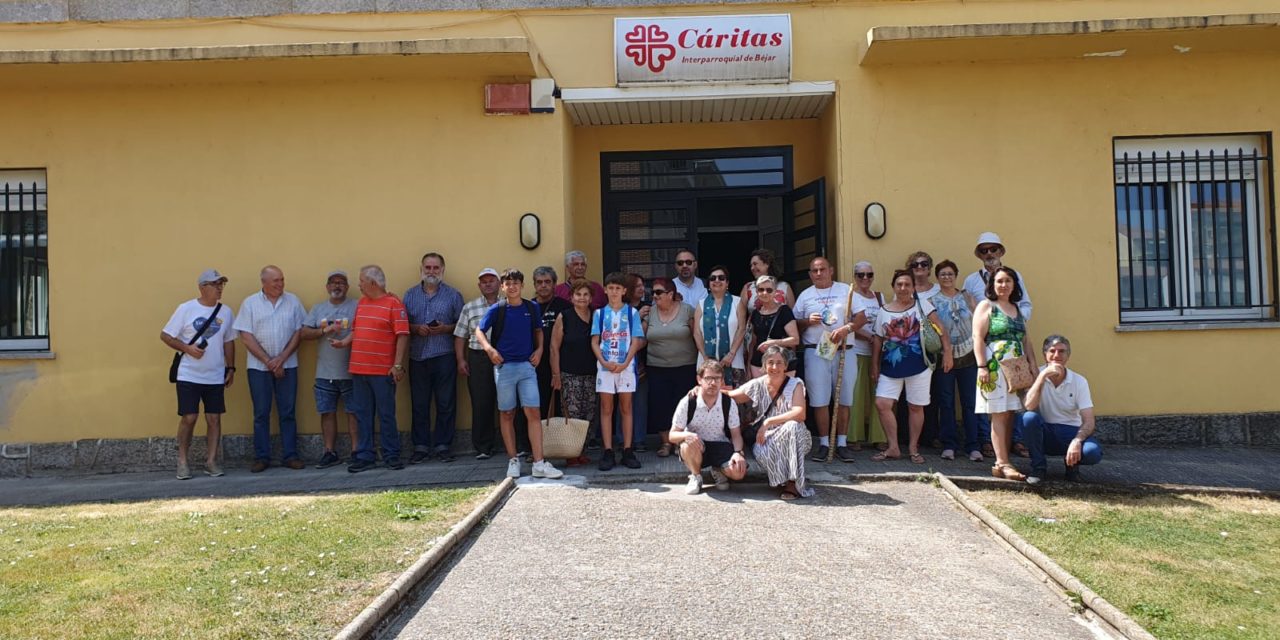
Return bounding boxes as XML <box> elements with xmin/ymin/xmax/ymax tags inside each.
<box><xmin>623</xmin><ymin>24</ymin><xmax>677</xmax><ymax>73</ymax></box>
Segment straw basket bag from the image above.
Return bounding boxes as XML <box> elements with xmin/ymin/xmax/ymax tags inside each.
<box><xmin>541</xmin><ymin>392</ymin><xmax>589</xmax><ymax>459</ymax></box>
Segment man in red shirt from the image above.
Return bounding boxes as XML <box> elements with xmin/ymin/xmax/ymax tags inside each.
<box><xmin>333</xmin><ymin>265</ymin><xmax>410</xmax><ymax>473</ymax></box>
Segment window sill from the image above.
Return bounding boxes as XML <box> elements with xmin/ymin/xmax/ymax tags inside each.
<box><xmin>1115</xmin><ymin>321</ymin><xmax>1279</xmax><ymax>333</ymax></box>
<box><xmin>0</xmin><ymin>351</ymin><xmax>56</xmax><ymax>360</ymax></box>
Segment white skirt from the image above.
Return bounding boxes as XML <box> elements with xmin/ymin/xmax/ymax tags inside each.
<box><xmin>975</xmin><ymin>363</ymin><xmax>1024</xmax><ymax>414</ymax></box>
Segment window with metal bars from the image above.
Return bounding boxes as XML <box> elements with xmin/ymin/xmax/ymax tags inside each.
<box><xmin>1113</xmin><ymin>135</ymin><xmax>1276</xmax><ymax>324</ymax></box>
<box><xmin>0</xmin><ymin>170</ymin><xmax>49</xmax><ymax>351</ymax></box>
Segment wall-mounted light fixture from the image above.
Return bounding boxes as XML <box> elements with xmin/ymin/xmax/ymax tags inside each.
<box><xmin>864</xmin><ymin>202</ymin><xmax>886</xmax><ymax>239</ymax></box>
<box><xmin>519</xmin><ymin>213</ymin><xmax>541</xmax><ymax>250</ymax></box>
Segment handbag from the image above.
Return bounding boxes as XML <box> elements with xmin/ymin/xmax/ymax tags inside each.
<box><xmin>915</xmin><ymin>293</ymin><xmax>943</xmax><ymax>356</ymax></box>
<box><xmin>744</xmin><ymin>380</ymin><xmax>788</xmax><ymax>446</ymax></box>
<box><xmin>540</xmin><ymin>391</ymin><xmax>590</xmax><ymax>459</ymax></box>
<box><xmin>999</xmin><ymin>353</ymin><xmax>1037</xmax><ymax>393</ymax></box>
<box><xmin>169</xmin><ymin>303</ymin><xmax>222</xmax><ymax>383</ymax></box>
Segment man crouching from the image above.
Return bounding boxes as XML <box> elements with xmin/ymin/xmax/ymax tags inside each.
<box><xmin>670</xmin><ymin>360</ymin><xmax>748</xmax><ymax>495</ymax></box>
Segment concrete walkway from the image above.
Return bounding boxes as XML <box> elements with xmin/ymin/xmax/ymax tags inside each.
<box><xmin>0</xmin><ymin>445</ymin><xmax>1276</xmax><ymax>507</ymax></box>
<box><xmin>382</xmin><ymin>481</ymin><xmax>1104</xmax><ymax>640</ymax></box>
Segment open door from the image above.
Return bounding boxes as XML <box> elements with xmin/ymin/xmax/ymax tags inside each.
<box><xmin>782</xmin><ymin>177</ymin><xmax>827</xmax><ymax>289</ymax></box>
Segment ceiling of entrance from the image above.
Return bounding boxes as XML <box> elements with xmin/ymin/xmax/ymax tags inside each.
<box><xmin>560</xmin><ymin>82</ymin><xmax>835</xmax><ymax>126</ymax></box>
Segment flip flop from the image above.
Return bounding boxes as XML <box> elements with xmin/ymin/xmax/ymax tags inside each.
<box><xmin>779</xmin><ymin>489</ymin><xmax>800</xmax><ymax>501</ymax></box>
<box><xmin>910</xmin><ymin>452</ymin><xmax>925</xmax><ymax>464</ymax></box>
<box><xmin>870</xmin><ymin>452</ymin><xmax>901</xmax><ymax>462</ymax></box>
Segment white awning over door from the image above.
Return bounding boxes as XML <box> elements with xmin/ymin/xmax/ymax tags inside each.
<box><xmin>560</xmin><ymin>81</ymin><xmax>835</xmax><ymax>126</ymax></box>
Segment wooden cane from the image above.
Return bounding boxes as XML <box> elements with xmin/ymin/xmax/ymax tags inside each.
<box><xmin>827</xmin><ymin>275</ymin><xmax>858</xmax><ymax>463</ymax></box>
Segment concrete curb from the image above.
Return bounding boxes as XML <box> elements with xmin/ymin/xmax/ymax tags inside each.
<box><xmin>332</xmin><ymin>477</ymin><xmax>516</xmax><ymax>640</ymax></box>
<box><xmin>934</xmin><ymin>473</ymin><xmax>1156</xmax><ymax>640</ymax></box>
<box><xmin>943</xmin><ymin>474</ymin><xmax>1280</xmax><ymax>499</ymax></box>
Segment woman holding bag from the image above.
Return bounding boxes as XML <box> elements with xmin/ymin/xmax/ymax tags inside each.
<box><xmin>727</xmin><ymin>346</ymin><xmax>812</xmax><ymax>500</ymax></box>
<box><xmin>693</xmin><ymin>265</ymin><xmax>747</xmax><ymax>387</ymax></box>
<box><xmin>972</xmin><ymin>266</ymin><xmax>1036</xmax><ymax>481</ymax></box>
<box><xmin>551</xmin><ymin>281</ymin><xmax>600</xmax><ymax>466</ymax></box>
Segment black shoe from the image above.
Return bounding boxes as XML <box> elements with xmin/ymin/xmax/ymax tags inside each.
<box><xmin>620</xmin><ymin>448</ymin><xmax>642</xmax><ymax>469</ymax></box>
<box><xmin>835</xmin><ymin>446</ymin><xmax>857</xmax><ymax>463</ymax></box>
<box><xmin>1065</xmin><ymin>465</ymin><xmax>1082</xmax><ymax>482</ymax></box>
<box><xmin>634</xmin><ymin>442</ymin><xmax>649</xmax><ymax>453</ymax></box>
<box><xmin>436</xmin><ymin>450</ymin><xmax>457</xmax><ymax>463</ymax></box>
<box><xmin>386</xmin><ymin>459</ymin><xmax>405</xmax><ymax>471</ymax></box>
<box><xmin>348</xmin><ymin>459</ymin><xmax>376</xmax><ymax>473</ymax></box>
<box><xmin>315</xmin><ymin>451</ymin><xmax>342</xmax><ymax>469</ymax></box>
<box><xmin>409</xmin><ymin>451</ymin><xmax>431</xmax><ymax>465</ymax></box>
<box><xmin>811</xmin><ymin>445</ymin><xmax>829</xmax><ymax>462</ymax></box>
<box><xmin>598</xmin><ymin>449</ymin><xmax>616</xmax><ymax>471</ymax></box>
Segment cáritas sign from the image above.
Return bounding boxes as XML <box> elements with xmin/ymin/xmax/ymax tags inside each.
<box><xmin>615</xmin><ymin>15</ymin><xmax>792</xmax><ymax>85</ymax></box>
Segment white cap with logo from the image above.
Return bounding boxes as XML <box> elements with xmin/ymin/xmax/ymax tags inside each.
<box><xmin>198</xmin><ymin>269</ymin><xmax>228</xmax><ymax>286</ymax></box>
<box><xmin>326</xmin><ymin>270</ymin><xmax>348</xmax><ymax>282</ymax></box>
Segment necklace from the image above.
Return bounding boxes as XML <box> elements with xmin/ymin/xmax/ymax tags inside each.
<box><xmin>657</xmin><ymin>305</ymin><xmax>679</xmax><ymax>325</ymax></box>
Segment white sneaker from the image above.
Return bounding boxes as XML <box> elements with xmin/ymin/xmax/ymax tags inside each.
<box><xmin>940</xmin><ymin>449</ymin><xmax>955</xmax><ymax>461</ymax></box>
<box><xmin>684</xmin><ymin>473</ymin><xmax>703</xmax><ymax>495</ymax></box>
<box><xmin>532</xmin><ymin>460</ymin><xmax>564</xmax><ymax>479</ymax></box>
<box><xmin>506</xmin><ymin>457</ymin><xmax>522</xmax><ymax>478</ymax></box>
<box><xmin>709</xmin><ymin>468</ymin><xmax>730</xmax><ymax>491</ymax></box>
<box><xmin>1026</xmin><ymin>475</ymin><xmax>1043</xmax><ymax>486</ymax></box>
<box><xmin>969</xmin><ymin>450</ymin><xmax>985</xmax><ymax>462</ymax></box>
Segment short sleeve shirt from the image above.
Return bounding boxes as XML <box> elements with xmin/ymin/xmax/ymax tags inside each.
<box><xmin>671</xmin><ymin>393</ymin><xmax>740</xmax><ymax>443</ymax></box>
<box><xmin>348</xmin><ymin>294</ymin><xmax>410</xmax><ymax>375</ymax></box>
<box><xmin>673</xmin><ymin>277</ymin><xmax>708</xmax><ymax>307</ymax></box>
<box><xmin>478</xmin><ymin>299</ymin><xmax>542</xmax><ymax>363</ymax></box>
<box><xmin>872</xmin><ymin>300</ymin><xmax>935</xmax><ymax>379</ymax></box>
<box><xmin>1037</xmin><ymin>367</ymin><xmax>1094</xmax><ymax>427</ymax></box>
<box><xmin>793</xmin><ymin>282</ymin><xmax>855</xmax><ymax>346</ymax></box>
<box><xmin>850</xmin><ymin>292</ymin><xmax>883</xmax><ymax>357</ymax></box>
<box><xmin>402</xmin><ymin>282</ymin><xmax>464</xmax><ymax>361</ymax></box>
<box><xmin>964</xmin><ymin>269</ymin><xmax>1033</xmax><ymax>322</ymax></box>
<box><xmin>454</xmin><ymin>296</ymin><xmax>497</xmax><ymax>351</ymax></box>
<box><xmin>163</xmin><ymin>299</ymin><xmax>237</xmax><ymax>385</ymax></box>
<box><xmin>591</xmin><ymin>304</ymin><xmax>645</xmax><ymax>370</ymax></box>
<box><xmin>553</xmin><ymin>281</ymin><xmax>608</xmax><ymax>310</ymax></box>
<box><xmin>304</xmin><ymin>298</ymin><xmax>358</xmax><ymax>380</ymax></box>
<box><xmin>232</xmin><ymin>291</ymin><xmax>306</xmax><ymax>371</ymax></box>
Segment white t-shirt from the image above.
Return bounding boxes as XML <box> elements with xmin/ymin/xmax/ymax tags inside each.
<box><xmin>163</xmin><ymin>300</ymin><xmax>237</xmax><ymax>385</ymax></box>
<box><xmin>793</xmin><ymin>282</ymin><xmax>855</xmax><ymax>346</ymax></box>
<box><xmin>1036</xmin><ymin>367</ymin><xmax>1094</xmax><ymax>428</ymax></box>
<box><xmin>671</xmin><ymin>392</ymin><xmax>741</xmax><ymax>443</ymax></box>
<box><xmin>850</xmin><ymin>291</ymin><xmax>883</xmax><ymax>356</ymax></box>
<box><xmin>674</xmin><ymin>277</ymin><xmax>708</xmax><ymax>307</ymax></box>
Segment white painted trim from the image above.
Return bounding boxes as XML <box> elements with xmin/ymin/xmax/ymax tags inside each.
<box><xmin>561</xmin><ymin>81</ymin><xmax>834</xmax><ymax>104</ymax></box>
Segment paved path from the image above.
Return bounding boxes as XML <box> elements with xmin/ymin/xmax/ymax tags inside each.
<box><xmin>382</xmin><ymin>481</ymin><xmax>1105</xmax><ymax>640</ymax></box>
<box><xmin>1</xmin><ymin>445</ymin><xmax>1276</xmax><ymax>507</ymax></box>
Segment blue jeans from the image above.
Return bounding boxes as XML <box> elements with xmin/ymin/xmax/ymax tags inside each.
<box><xmin>494</xmin><ymin>361</ymin><xmax>540</xmax><ymax>411</ymax></box>
<box><xmin>351</xmin><ymin>373</ymin><xmax>401</xmax><ymax>463</ymax></box>
<box><xmin>934</xmin><ymin>365</ymin><xmax>988</xmax><ymax>454</ymax></box>
<box><xmin>247</xmin><ymin>367</ymin><xmax>299</xmax><ymax>463</ymax></box>
<box><xmin>1017</xmin><ymin>411</ymin><xmax>1103</xmax><ymax>475</ymax></box>
<box><xmin>409</xmin><ymin>354</ymin><xmax>457</xmax><ymax>453</ymax></box>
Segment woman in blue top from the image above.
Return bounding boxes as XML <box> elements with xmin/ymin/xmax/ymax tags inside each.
<box><xmin>870</xmin><ymin>270</ymin><xmax>952</xmax><ymax>464</ymax></box>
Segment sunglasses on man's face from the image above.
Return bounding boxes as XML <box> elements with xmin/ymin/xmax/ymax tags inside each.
<box><xmin>978</xmin><ymin>246</ymin><xmax>1001</xmax><ymax>256</ymax></box>
<box><xmin>676</xmin><ymin>260</ymin><xmax>694</xmax><ymax>266</ymax></box>
<box><xmin>854</xmin><ymin>272</ymin><xmax>874</xmax><ymax>279</ymax></box>
<box><xmin>910</xmin><ymin>260</ymin><xmax>931</xmax><ymax>269</ymax></box>
<box><xmin>708</xmin><ymin>274</ymin><xmax>728</xmax><ymax>282</ymax></box>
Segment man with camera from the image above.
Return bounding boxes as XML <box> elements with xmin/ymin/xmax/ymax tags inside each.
<box><xmin>404</xmin><ymin>252</ymin><xmax>464</xmax><ymax>464</ymax></box>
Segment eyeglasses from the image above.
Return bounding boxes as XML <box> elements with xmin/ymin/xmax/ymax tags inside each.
<box><xmin>701</xmin><ymin>375</ymin><xmax>723</xmax><ymax>382</ymax></box>
<box><xmin>676</xmin><ymin>260</ymin><xmax>695</xmax><ymax>266</ymax></box>
<box><xmin>757</xmin><ymin>288</ymin><xmax>774</xmax><ymax>294</ymax></box>
<box><xmin>708</xmin><ymin>274</ymin><xmax>728</xmax><ymax>282</ymax></box>
<box><xmin>910</xmin><ymin>260</ymin><xmax>931</xmax><ymax>269</ymax></box>
<box><xmin>652</xmin><ymin>289</ymin><xmax>669</xmax><ymax>296</ymax></box>
<box><xmin>854</xmin><ymin>272</ymin><xmax>874</xmax><ymax>279</ymax></box>
<box><xmin>978</xmin><ymin>246</ymin><xmax>1002</xmax><ymax>256</ymax></box>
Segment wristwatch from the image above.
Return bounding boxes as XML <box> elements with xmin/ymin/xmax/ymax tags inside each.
<box><xmin>391</xmin><ymin>364</ymin><xmax>405</xmax><ymax>372</ymax></box>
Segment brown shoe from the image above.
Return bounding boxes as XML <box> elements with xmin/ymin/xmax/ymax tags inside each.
<box><xmin>284</xmin><ymin>459</ymin><xmax>305</xmax><ymax>470</ymax></box>
<box><xmin>250</xmin><ymin>461</ymin><xmax>268</xmax><ymax>473</ymax></box>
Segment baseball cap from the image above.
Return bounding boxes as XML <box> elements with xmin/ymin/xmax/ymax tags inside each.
<box><xmin>974</xmin><ymin>232</ymin><xmax>1004</xmax><ymax>257</ymax></box>
<box><xmin>197</xmin><ymin>269</ymin><xmax>228</xmax><ymax>286</ymax></box>
<box><xmin>478</xmin><ymin>268</ymin><xmax>499</xmax><ymax>279</ymax></box>
<box><xmin>326</xmin><ymin>270</ymin><xmax>348</xmax><ymax>282</ymax></box>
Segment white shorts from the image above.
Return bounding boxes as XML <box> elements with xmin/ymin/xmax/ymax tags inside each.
<box><xmin>875</xmin><ymin>369</ymin><xmax>933</xmax><ymax>406</ymax></box>
<box><xmin>596</xmin><ymin>365</ymin><xmax>637</xmax><ymax>394</ymax></box>
<box><xmin>803</xmin><ymin>349</ymin><xmax>857</xmax><ymax>407</ymax></box>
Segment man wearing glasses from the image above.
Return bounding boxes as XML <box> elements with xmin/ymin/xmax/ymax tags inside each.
<box><xmin>964</xmin><ymin>232</ymin><xmax>1034</xmax><ymax>320</ymax></box>
<box><xmin>669</xmin><ymin>360</ymin><xmax>747</xmax><ymax>494</ymax></box>
<box><xmin>672</xmin><ymin>249</ymin><xmax>707</xmax><ymax>306</ymax></box>
<box><xmin>161</xmin><ymin>269</ymin><xmax>237</xmax><ymax>480</ymax></box>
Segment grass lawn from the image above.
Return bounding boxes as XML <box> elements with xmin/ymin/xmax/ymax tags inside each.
<box><xmin>971</xmin><ymin>489</ymin><xmax>1280</xmax><ymax>640</ymax></box>
<box><xmin>0</xmin><ymin>486</ymin><xmax>489</xmax><ymax>640</ymax></box>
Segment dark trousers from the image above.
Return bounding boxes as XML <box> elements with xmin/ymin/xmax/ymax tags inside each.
<box><xmin>409</xmin><ymin>354</ymin><xmax>457</xmax><ymax>453</ymax></box>
<box><xmin>647</xmin><ymin>364</ymin><xmax>696</xmax><ymax>438</ymax></box>
<box><xmin>513</xmin><ymin>356</ymin><xmax>553</xmax><ymax>453</ymax></box>
<box><xmin>351</xmin><ymin>373</ymin><xmax>400</xmax><ymax>463</ymax></box>
<box><xmin>466</xmin><ymin>348</ymin><xmax>498</xmax><ymax>455</ymax></box>
<box><xmin>247</xmin><ymin>367</ymin><xmax>299</xmax><ymax>463</ymax></box>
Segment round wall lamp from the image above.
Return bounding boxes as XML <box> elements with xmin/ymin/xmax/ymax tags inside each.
<box><xmin>519</xmin><ymin>213</ymin><xmax>541</xmax><ymax>250</ymax></box>
<box><xmin>864</xmin><ymin>202</ymin><xmax>886</xmax><ymax>240</ymax></box>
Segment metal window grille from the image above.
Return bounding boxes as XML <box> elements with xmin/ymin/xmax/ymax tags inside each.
<box><xmin>1113</xmin><ymin>138</ymin><xmax>1276</xmax><ymax>323</ymax></box>
<box><xmin>0</xmin><ymin>173</ymin><xmax>49</xmax><ymax>350</ymax></box>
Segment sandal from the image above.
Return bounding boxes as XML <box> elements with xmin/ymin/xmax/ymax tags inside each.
<box><xmin>991</xmin><ymin>463</ymin><xmax>1026</xmax><ymax>481</ymax></box>
<box><xmin>876</xmin><ymin>442</ymin><xmax>890</xmax><ymax>451</ymax></box>
<box><xmin>870</xmin><ymin>451</ymin><xmax>901</xmax><ymax>462</ymax></box>
<box><xmin>656</xmin><ymin>444</ymin><xmax>672</xmax><ymax>458</ymax></box>
<box><xmin>850</xmin><ymin>441</ymin><xmax>863</xmax><ymax>452</ymax></box>
<box><xmin>780</xmin><ymin>489</ymin><xmax>800</xmax><ymax>501</ymax></box>
<box><xmin>909</xmin><ymin>452</ymin><xmax>925</xmax><ymax>464</ymax></box>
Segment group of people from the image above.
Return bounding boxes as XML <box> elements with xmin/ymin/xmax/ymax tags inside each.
<box><xmin>162</xmin><ymin>231</ymin><xmax>1102</xmax><ymax>494</ymax></box>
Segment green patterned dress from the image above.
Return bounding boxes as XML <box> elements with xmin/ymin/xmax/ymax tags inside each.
<box><xmin>975</xmin><ymin>304</ymin><xmax>1026</xmax><ymax>413</ymax></box>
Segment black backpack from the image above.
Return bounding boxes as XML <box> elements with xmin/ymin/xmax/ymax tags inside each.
<box><xmin>490</xmin><ymin>299</ymin><xmax>538</xmax><ymax>347</ymax></box>
<box><xmin>686</xmin><ymin>393</ymin><xmax>735</xmax><ymax>439</ymax></box>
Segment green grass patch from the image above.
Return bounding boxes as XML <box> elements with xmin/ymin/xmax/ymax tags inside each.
<box><xmin>970</xmin><ymin>489</ymin><xmax>1280</xmax><ymax>640</ymax></box>
<box><xmin>0</xmin><ymin>487</ymin><xmax>489</xmax><ymax>639</ymax></box>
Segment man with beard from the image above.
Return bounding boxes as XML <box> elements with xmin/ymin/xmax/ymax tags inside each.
<box><xmin>963</xmin><ymin>231</ymin><xmax>1033</xmax><ymax>321</ymax></box>
<box><xmin>300</xmin><ymin>270</ymin><xmax>359</xmax><ymax>468</ymax></box>
<box><xmin>672</xmin><ymin>248</ymin><xmax>707</xmax><ymax>306</ymax></box>
<box><xmin>404</xmin><ymin>252</ymin><xmax>465</xmax><ymax>464</ymax></box>
<box><xmin>553</xmin><ymin>250</ymin><xmax>607</xmax><ymax>309</ymax></box>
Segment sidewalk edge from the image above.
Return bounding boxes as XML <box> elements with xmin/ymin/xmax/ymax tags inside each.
<box><xmin>935</xmin><ymin>473</ymin><xmax>1157</xmax><ymax>640</ymax></box>
<box><xmin>332</xmin><ymin>477</ymin><xmax>516</xmax><ymax>640</ymax></box>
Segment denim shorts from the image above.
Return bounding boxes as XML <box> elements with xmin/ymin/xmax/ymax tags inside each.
<box><xmin>493</xmin><ymin>361</ymin><xmax>540</xmax><ymax>411</ymax></box>
<box><xmin>314</xmin><ymin>378</ymin><xmax>354</xmax><ymax>414</ymax></box>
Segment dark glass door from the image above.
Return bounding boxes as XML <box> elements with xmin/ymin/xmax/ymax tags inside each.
<box><xmin>782</xmin><ymin>178</ymin><xmax>827</xmax><ymax>289</ymax></box>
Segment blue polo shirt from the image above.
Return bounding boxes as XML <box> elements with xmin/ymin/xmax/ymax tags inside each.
<box><xmin>478</xmin><ymin>298</ymin><xmax>542</xmax><ymax>363</ymax></box>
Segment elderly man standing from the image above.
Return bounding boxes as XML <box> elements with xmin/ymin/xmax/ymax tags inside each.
<box><xmin>404</xmin><ymin>252</ymin><xmax>465</xmax><ymax>464</ymax></box>
<box><xmin>672</xmin><ymin>248</ymin><xmax>707</xmax><ymax>306</ymax></box>
<box><xmin>234</xmin><ymin>265</ymin><xmax>306</xmax><ymax>473</ymax></box>
<box><xmin>337</xmin><ymin>265</ymin><xmax>410</xmax><ymax>473</ymax></box>
<box><xmin>455</xmin><ymin>268</ymin><xmax>502</xmax><ymax>459</ymax></box>
<box><xmin>161</xmin><ymin>269</ymin><xmax>237</xmax><ymax>480</ymax></box>
<box><xmin>964</xmin><ymin>231</ymin><xmax>1033</xmax><ymax>321</ymax></box>
<box><xmin>553</xmin><ymin>250</ymin><xmax>607</xmax><ymax>309</ymax></box>
<box><xmin>300</xmin><ymin>270</ymin><xmax>358</xmax><ymax>468</ymax></box>
<box><xmin>1018</xmin><ymin>335</ymin><xmax>1103</xmax><ymax>484</ymax></box>
<box><xmin>793</xmin><ymin>256</ymin><xmax>863</xmax><ymax>463</ymax></box>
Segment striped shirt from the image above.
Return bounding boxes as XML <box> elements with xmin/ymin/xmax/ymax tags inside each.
<box><xmin>453</xmin><ymin>295</ymin><xmax>498</xmax><ymax>351</ymax></box>
<box><xmin>232</xmin><ymin>290</ymin><xmax>306</xmax><ymax>371</ymax></box>
<box><xmin>348</xmin><ymin>293</ymin><xmax>410</xmax><ymax>375</ymax></box>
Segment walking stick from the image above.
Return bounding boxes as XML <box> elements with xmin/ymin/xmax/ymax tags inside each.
<box><xmin>827</xmin><ymin>275</ymin><xmax>858</xmax><ymax>463</ymax></box>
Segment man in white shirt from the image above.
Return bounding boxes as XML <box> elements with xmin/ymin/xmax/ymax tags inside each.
<box><xmin>793</xmin><ymin>256</ymin><xmax>863</xmax><ymax>463</ymax></box>
<box><xmin>1017</xmin><ymin>335</ymin><xmax>1103</xmax><ymax>484</ymax></box>
<box><xmin>234</xmin><ymin>265</ymin><xmax>307</xmax><ymax>473</ymax></box>
<box><xmin>669</xmin><ymin>360</ymin><xmax>747</xmax><ymax>495</ymax></box>
<box><xmin>963</xmin><ymin>231</ymin><xmax>1033</xmax><ymax>321</ymax></box>
<box><xmin>672</xmin><ymin>248</ymin><xmax>707</xmax><ymax>306</ymax></box>
<box><xmin>161</xmin><ymin>269</ymin><xmax>237</xmax><ymax>480</ymax></box>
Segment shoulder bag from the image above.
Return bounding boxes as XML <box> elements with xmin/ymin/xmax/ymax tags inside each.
<box><xmin>914</xmin><ymin>294</ymin><xmax>942</xmax><ymax>370</ymax></box>
<box><xmin>169</xmin><ymin>303</ymin><xmax>222</xmax><ymax>383</ymax></box>
<box><xmin>1000</xmin><ymin>354</ymin><xmax>1037</xmax><ymax>393</ymax></box>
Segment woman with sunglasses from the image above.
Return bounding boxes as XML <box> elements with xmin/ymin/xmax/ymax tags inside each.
<box><xmin>726</xmin><ymin>346</ymin><xmax>812</xmax><ymax>500</ymax></box>
<box><xmin>870</xmin><ymin>270</ymin><xmax>952</xmax><ymax>464</ymax></box>
<box><xmin>644</xmin><ymin>277</ymin><xmax>697</xmax><ymax>457</ymax></box>
<box><xmin>848</xmin><ymin>261</ymin><xmax>885</xmax><ymax>451</ymax></box>
<box><xmin>738</xmin><ymin>248</ymin><xmax>795</xmax><ymax>312</ymax></box>
<box><xmin>906</xmin><ymin>251</ymin><xmax>941</xmax><ymax>299</ymax></box>
<box><xmin>973</xmin><ymin>266</ymin><xmax>1036</xmax><ymax>481</ymax></box>
<box><xmin>693</xmin><ymin>265</ymin><xmax>747</xmax><ymax>387</ymax></box>
<box><xmin>930</xmin><ymin>260</ymin><xmax>985</xmax><ymax>462</ymax></box>
<box><xmin>747</xmin><ymin>275</ymin><xmax>800</xmax><ymax>379</ymax></box>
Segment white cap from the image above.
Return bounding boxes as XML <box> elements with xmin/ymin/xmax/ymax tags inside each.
<box><xmin>197</xmin><ymin>269</ymin><xmax>228</xmax><ymax>286</ymax></box>
<box><xmin>326</xmin><ymin>270</ymin><xmax>348</xmax><ymax>282</ymax></box>
<box><xmin>478</xmin><ymin>268</ymin><xmax>499</xmax><ymax>279</ymax></box>
<box><xmin>974</xmin><ymin>232</ymin><xmax>1004</xmax><ymax>256</ymax></box>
